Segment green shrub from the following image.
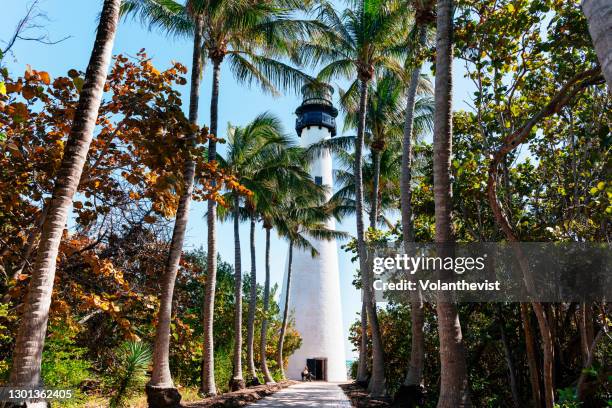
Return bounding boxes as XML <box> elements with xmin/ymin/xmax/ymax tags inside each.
<box><xmin>108</xmin><ymin>340</ymin><xmax>152</xmax><ymax>408</ymax></box>
<box><xmin>350</xmin><ymin>360</ymin><xmax>358</xmax><ymax>380</ymax></box>
<box><xmin>213</xmin><ymin>345</ymin><xmax>233</xmax><ymax>394</ymax></box>
<box><xmin>41</xmin><ymin>323</ymin><xmax>92</xmax><ymax>407</ymax></box>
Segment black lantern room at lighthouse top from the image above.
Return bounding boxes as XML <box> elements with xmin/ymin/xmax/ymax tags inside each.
<box><xmin>295</xmin><ymin>83</ymin><xmax>338</xmax><ymax>137</ymax></box>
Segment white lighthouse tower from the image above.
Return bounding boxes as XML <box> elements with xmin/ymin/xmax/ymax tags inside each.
<box><xmin>283</xmin><ymin>84</ymin><xmax>347</xmax><ymax>382</ymax></box>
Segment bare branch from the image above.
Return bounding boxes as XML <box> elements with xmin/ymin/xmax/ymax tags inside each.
<box><xmin>1</xmin><ymin>0</ymin><xmax>71</xmax><ymax>60</ymax></box>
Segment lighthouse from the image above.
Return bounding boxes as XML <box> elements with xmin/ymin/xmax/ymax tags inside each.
<box><xmin>282</xmin><ymin>84</ymin><xmax>347</xmax><ymax>382</ymax></box>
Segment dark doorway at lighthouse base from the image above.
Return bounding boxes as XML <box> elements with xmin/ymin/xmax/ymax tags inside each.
<box><xmin>307</xmin><ymin>358</ymin><xmax>328</xmax><ymax>381</ymax></box>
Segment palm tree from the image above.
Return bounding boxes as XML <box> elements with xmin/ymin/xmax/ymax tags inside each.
<box><xmin>273</xmin><ymin>189</ymin><xmax>349</xmax><ymax>379</ymax></box>
<box><xmin>121</xmin><ymin>1</ymin><xmax>206</xmax><ymax>403</ymax></box>
<box><xmin>398</xmin><ymin>1</ymin><xmax>434</xmax><ymax>402</ymax></box>
<box><xmin>582</xmin><ymin>0</ymin><xmax>612</xmax><ymax>89</ymax></box>
<box><xmin>246</xmin><ymin>144</ymin><xmax>315</xmax><ymax>384</ymax></box>
<box><xmin>216</xmin><ymin>113</ymin><xmax>296</xmax><ymax>389</ymax></box>
<box><xmin>311</xmin><ymin>73</ymin><xmax>433</xmax><ymax>387</ymax></box>
<box><xmin>218</xmin><ymin>114</ymin><xmax>311</xmax><ymax>385</ymax></box>
<box><xmin>122</xmin><ymin>0</ymin><xmax>315</xmax><ymax>394</ymax></box>
<box><xmin>432</xmin><ymin>0</ymin><xmax>472</xmax><ymax>406</ymax></box>
<box><xmin>341</xmin><ymin>73</ymin><xmax>433</xmax><ymax>229</ymax></box>
<box><xmin>298</xmin><ymin>0</ymin><xmax>411</xmax><ymax>395</ymax></box>
<box><xmin>8</xmin><ymin>0</ymin><xmax>122</xmax><ymax>393</ymax></box>
<box><xmin>200</xmin><ymin>0</ymin><xmax>317</xmax><ymax>393</ymax></box>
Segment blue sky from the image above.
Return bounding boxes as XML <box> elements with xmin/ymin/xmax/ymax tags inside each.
<box><xmin>2</xmin><ymin>0</ymin><xmax>476</xmax><ymax>359</ymax></box>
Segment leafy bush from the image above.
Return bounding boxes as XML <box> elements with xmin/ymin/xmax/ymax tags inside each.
<box><xmin>108</xmin><ymin>340</ymin><xmax>152</xmax><ymax>408</ymax></box>
<box><xmin>41</xmin><ymin>323</ymin><xmax>92</xmax><ymax>407</ymax></box>
<box><xmin>213</xmin><ymin>345</ymin><xmax>233</xmax><ymax>394</ymax></box>
<box><xmin>350</xmin><ymin>360</ymin><xmax>358</xmax><ymax>380</ymax></box>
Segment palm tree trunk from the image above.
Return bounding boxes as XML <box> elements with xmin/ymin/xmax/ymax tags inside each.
<box><xmin>398</xmin><ymin>25</ymin><xmax>427</xmax><ymax>403</ymax></box>
<box><xmin>230</xmin><ymin>195</ymin><xmax>245</xmax><ymax>390</ymax></box>
<box><xmin>433</xmin><ymin>1</ymin><xmax>472</xmax><ymax>406</ymax></box>
<box><xmin>147</xmin><ymin>14</ymin><xmax>204</xmax><ymax>408</ymax></box>
<box><xmin>201</xmin><ymin>58</ymin><xmax>222</xmax><ymax>397</ymax></box>
<box><xmin>246</xmin><ymin>215</ymin><xmax>259</xmax><ymax>384</ymax></box>
<box><xmin>369</xmin><ymin>149</ymin><xmax>381</xmax><ymax>229</ymax></box>
<box><xmin>582</xmin><ymin>0</ymin><xmax>612</xmax><ymax>89</ymax></box>
<box><xmin>260</xmin><ymin>226</ymin><xmax>275</xmax><ymax>383</ymax></box>
<box><xmin>277</xmin><ymin>241</ymin><xmax>293</xmax><ymax>379</ymax></box>
<box><xmin>8</xmin><ymin>0</ymin><xmax>121</xmax><ymax>397</ymax></box>
<box><xmin>356</xmin><ymin>299</ymin><xmax>369</xmax><ymax>384</ymax></box>
<box><xmin>355</xmin><ymin>78</ymin><xmax>386</xmax><ymax>397</ymax></box>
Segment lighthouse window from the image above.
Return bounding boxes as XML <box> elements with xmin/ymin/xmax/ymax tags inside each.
<box><xmin>315</xmin><ymin>176</ymin><xmax>323</xmax><ymax>186</ymax></box>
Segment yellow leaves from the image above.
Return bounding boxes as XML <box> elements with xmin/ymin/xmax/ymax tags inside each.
<box><xmin>73</xmin><ymin>77</ymin><xmax>84</xmax><ymax>92</ymax></box>
<box><xmin>0</xmin><ymin>82</ymin><xmax>5</xmax><ymax>95</ymax></box>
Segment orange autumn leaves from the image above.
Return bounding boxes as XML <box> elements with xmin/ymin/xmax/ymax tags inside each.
<box><xmin>1</xmin><ymin>52</ymin><xmax>250</xmax><ymax>338</ymax></box>
<box><xmin>1</xmin><ymin>51</ymin><xmax>247</xmax><ymax>245</ymax></box>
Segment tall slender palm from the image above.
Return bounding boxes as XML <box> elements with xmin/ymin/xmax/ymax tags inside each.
<box><xmin>216</xmin><ymin>113</ymin><xmax>295</xmax><ymax>389</ymax></box>
<box><xmin>432</xmin><ymin>0</ymin><xmax>472</xmax><ymax>406</ymax></box>
<box><xmin>8</xmin><ymin>0</ymin><xmax>122</xmax><ymax>397</ymax></box>
<box><xmin>123</xmin><ymin>0</ymin><xmax>315</xmax><ymax>394</ymax></box>
<box><xmin>311</xmin><ymin>74</ymin><xmax>432</xmax><ymax>386</ymax></box>
<box><xmin>298</xmin><ymin>0</ymin><xmax>410</xmax><ymax>395</ymax></box>
<box><xmin>342</xmin><ymin>73</ymin><xmax>433</xmax><ymax>228</ymax></box>
<box><xmin>250</xmin><ymin>145</ymin><xmax>313</xmax><ymax>383</ymax></box>
<box><xmin>218</xmin><ymin>116</ymin><xmax>311</xmax><ymax>385</ymax></box>
<box><xmin>121</xmin><ymin>2</ymin><xmax>206</xmax><ymax>403</ymax></box>
<box><xmin>582</xmin><ymin>0</ymin><xmax>612</xmax><ymax>89</ymax></box>
<box><xmin>398</xmin><ymin>1</ymin><xmax>435</xmax><ymax>402</ymax></box>
<box><xmin>200</xmin><ymin>0</ymin><xmax>315</xmax><ymax>393</ymax></box>
<box><xmin>273</xmin><ymin>188</ymin><xmax>349</xmax><ymax>379</ymax></box>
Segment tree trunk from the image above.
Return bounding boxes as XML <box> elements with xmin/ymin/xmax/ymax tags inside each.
<box><xmin>498</xmin><ymin>306</ymin><xmax>521</xmax><ymax>408</ymax></box>
<box><xmin>277</xmin><ymin>241</ymin><xmax>293</xmax><ymax>379</ymax></box>
<box><xmin>433</xmin><ymin>1</ymin><xmax>472</xmax><ymax>407</ymax></box>
<box><xmin>8</xmin><ymin>0</ymin><xmax>121</xmax><ymax>399</ymax></box>
<box><xmin>582</xmin><ymin>0</ymin><xmax>612</xmax><ymax>89</ymax></box>
<box><xmin>230</xmin><ymin>195</ymin><xmax>245</xmax><ymax>391</ymax></box>
<box><xmin>246</xmin><ymin>215</ymin><xmax>260</xmax><ymax>384</ymax></box>
<box><xmin>260</xmin><ymin>227</ymin><xmax>275</xmax><ymax>383</ymax></box>
<box><xmin>520</xmin><ymin>303</ymin><xmax>542</xmax><ymax>408</ymax></box>
<box><xmin>355</xmin><ymin>78</ymin><xmax>386</xmax><ymax>397</ymax></box>
<box><xmin>397</xmin><ymin>24</ymin><xmax>428</xmax><ymax>405</ymax></box>
<box><xmin>201</xmin><ymin>58</ymin><xmax>222</xmax><ymax>397</ymax></box>
<box><xmin>369</xmin><ymin>149</ymin><xmax>381</xmax><ymax>229</ymax></box>
<box><xmin>356</xmin><ymin>299</ymin><xmax>369</xmax><ymax>384</ymax></box>
<box><xmin>532</xmin><ymin>303</ymin><xmax>555</xmax><ymax>408</ymax></box>
<box><xmin>146</xmin><ymin>14</ymin><xmax>204</xmax><ymax>408</ymax></box>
